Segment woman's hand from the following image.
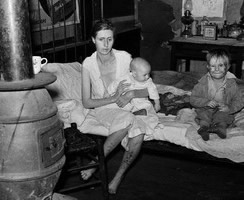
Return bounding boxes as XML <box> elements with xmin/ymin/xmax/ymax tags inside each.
<box><xmin>207</xmin><ymin>100</ymin><xmax>218</xmax><ymax>108</ymax></box>
<box><xmin>116</xmin><ymin>90</ymin><xmax>135</xmax><ymax>108</ymax></box>
<box><xmin>111</xmin><ymin>80</ymin><xmax>130</xmax><ymax>105</ymax></box>
<box><xmin>116</xmin><ymin>80</ymin><xmax>130</xmax><ymax>96</ymax></box>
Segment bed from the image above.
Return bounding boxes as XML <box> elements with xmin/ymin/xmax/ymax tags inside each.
<box><xmin>41</xmin><ymin>62</ymin><xmax>244</xmax><ymax>167</ymax></box>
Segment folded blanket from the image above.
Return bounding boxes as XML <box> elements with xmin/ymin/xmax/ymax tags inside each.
<box><xmin>159</xmin><ymin>92</ymin><xmax>192</xmax><ymax>115</ymax></box>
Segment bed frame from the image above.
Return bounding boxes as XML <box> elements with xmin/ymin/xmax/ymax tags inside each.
<box><xmin>65</xmin><ymin>122</ymin><xmax>244</xmax><ymax>173</ymax></box>
<box><xmin>142</xmin><ymin>140</ymin><xmax>244</xmax><ymax>169</ymax></box>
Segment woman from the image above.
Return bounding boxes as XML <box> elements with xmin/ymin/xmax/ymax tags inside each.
<box><xmin>81</xmin><ymin>19</ymin><xmax>148</xmax><ymax>194</ymax></box>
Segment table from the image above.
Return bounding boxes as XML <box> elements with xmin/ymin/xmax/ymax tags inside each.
<box><xmin>169</xmin><ymin>36</ymin><xmax>244</xmax><ymax>78</ymax></box>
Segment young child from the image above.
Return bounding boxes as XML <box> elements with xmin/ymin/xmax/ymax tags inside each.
<box><xmin>108</xmin><ymin>57</ymin><xmax>161</xmax><ymax>113</ymax></box>
<box><xmin>190</xmin><ymin>49</ymin><xmax>244</xmax><ymax>141</ymax></box>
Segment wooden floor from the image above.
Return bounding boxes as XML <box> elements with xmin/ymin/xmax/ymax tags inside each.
<box><xmin>55</xmin><ymin>146</ymin><xmax>244</xmax><ymax>200</ymax></box>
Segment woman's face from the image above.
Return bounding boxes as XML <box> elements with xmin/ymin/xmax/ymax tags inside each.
<box><xmin>207</xmin><ymin>57</ymin><xmax>229</xmax><ymax>80</ymax></box>
<box><xmin>92</xmin><ymin>29</ymin><xmax>114</xmax><ymax>55</ymax></box>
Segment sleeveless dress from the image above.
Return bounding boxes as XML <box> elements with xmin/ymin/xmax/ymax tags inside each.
<box><xmin>82</xmin><ymin>49</ymin><xmax>152</xmax><ymax>149</ymax></box>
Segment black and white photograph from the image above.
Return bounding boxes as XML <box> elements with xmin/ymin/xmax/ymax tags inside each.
<box><xmin>1</xmin><ymin>0</ymin><xmax>244</xmax><ymax>200</ymax></box>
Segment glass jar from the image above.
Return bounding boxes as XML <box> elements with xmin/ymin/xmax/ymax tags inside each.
<box><xmin>191</xmin><ymin>20</ymin><xmax>198</xmax><ymax>36</ymax></box>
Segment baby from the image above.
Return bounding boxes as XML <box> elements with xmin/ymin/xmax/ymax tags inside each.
<box><xmin>108</xmin><ymin>57</ymin><xmax>161</xmax><ymax>113</ymax></box>
<box><xmin>108</xmin><ymin>57</ymin><xmax>161</xmax><ymax>136</ymax></box>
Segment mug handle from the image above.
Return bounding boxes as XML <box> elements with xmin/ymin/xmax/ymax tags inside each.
<box><xmin>40</xmin><ymin>58</ymin><xmax>48</xmax><ymax>67</ymax></box>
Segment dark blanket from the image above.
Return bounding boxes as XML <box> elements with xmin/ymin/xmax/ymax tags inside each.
<box><xmin>159</xmin><ymin>92</ymin><xmax>192</xmax><ymax>115</ymax></box>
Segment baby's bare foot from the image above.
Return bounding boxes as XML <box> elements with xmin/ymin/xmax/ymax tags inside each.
<box><xmin>80</xmin><ymin>168</ymin><xmax>96</xmax><ymax>180</ymax></box>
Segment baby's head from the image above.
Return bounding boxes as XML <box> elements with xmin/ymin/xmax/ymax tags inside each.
<box><xmin>206</xmin><ymin>49</ymin><xmax>230</xmax><ymax>80</ymax></box>
<box><xmin>130</xmin><ymin>57</ymin><xmax>151</xmax><ymax>82</ymax></box>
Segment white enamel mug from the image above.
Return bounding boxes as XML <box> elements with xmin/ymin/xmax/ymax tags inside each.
<box><xmin>32</xmin><ymin>56</ymin><xmax>48</xmax><ymax>74</ymax></box>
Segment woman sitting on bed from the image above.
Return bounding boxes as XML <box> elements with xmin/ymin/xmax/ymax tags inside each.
<box><xmin>190</xmin><ymin>49</ymin><xmax>244</xmax><ymax>141</ymax></box>
<box><xmin>81</xmin><ymin>19</ymin><xmax>150</xmax><ymax>194</ymax></box>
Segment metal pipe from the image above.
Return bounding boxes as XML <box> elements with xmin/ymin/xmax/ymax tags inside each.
<box><xmin>0</xmin><ymin>0</ymin><xmax>33</xmax><ymax>81</ymax></box>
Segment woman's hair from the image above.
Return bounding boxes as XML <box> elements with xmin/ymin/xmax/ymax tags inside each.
<box><xmin>206</xmin><ymin>48</ymin><xmax>231</xmax><ymax>66</ymax></box>
<box><xmin>91</xmin><ymin>19</ymin><xmax>116</xmax><ymax>38</ymax></box>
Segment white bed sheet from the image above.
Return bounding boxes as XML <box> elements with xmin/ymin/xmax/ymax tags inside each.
<box><xmin>43</xmin><ymin>63</ymin><xmax>244</xmax><ymax>163</ymax></box>
<box><xmin>55</xmin><ymin>84</ymin><xmax>244</xmax><ymax>163</ymax></box>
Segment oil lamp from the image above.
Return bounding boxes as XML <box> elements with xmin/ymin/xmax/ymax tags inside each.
<box><xmin>181</xmin><ymin>0</ymin><xmax>194</xmax><ymax>38</ymax></box>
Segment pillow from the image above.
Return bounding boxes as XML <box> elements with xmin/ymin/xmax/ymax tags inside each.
<box><xmin>42</xmin><ymin>62</ymin><xmax>89</xmax><ymax>127</ymax></box>
<box><xmin>42</xmin><ymin>62</ymin><xmax>82</xmax><ymax>101</ymax></box>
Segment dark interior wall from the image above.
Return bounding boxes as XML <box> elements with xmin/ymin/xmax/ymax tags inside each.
<box><xmin>138</xmin><ymin>0</ymin><xmax>243</xmax><ymax>70</ymax></box>
<box><xmin>103</xmin><ymin>0</ymin><xmax>134</xmax><ymax>18</ymax></box>
<box><xmin>113</xmin><ymin>28</ymin><xmax>141</xmax><ymax>58</ymax></box>
<box><xmin>138</xmin><ymin>0</ymin><xmax>176</xmax><ymax>71</ymax></box>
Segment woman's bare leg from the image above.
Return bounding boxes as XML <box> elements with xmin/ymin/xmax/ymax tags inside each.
<box><xmin>80</xmin><ymin>127</ymin><xmax>129</xmax><ymax>180</ymax></box>
<box><xmin>108</xmin><ymin>134</ymin><xmax>144</xmax><ymax>194</ymax></box>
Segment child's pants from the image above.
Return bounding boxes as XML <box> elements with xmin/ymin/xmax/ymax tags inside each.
<box><xmin>195</xmin><ymin>107</ymin><xmax>234</xmax><ymax>127</ymax></box>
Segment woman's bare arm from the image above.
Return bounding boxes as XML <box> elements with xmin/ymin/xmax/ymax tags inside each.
<box><xmin>116</xmin><ymin>88</ymin><xmax>149</xmax><ymax>108</ymax></box>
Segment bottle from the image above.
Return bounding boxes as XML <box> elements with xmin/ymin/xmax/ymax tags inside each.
<box><xmin>222</xmin><ymin>20</ymin><xmax>228</xmax><ymax>37</ymax></box>
<box><xmin>200</xmin><ymin>16</ymin><xmax>209</xmax><ymax>35</ymax></box>
<box><xmin>191</xmin><ymin>20</ymin><xmax>198</xmax><ymax>36</ymax></box>
<box><xmin>196</xmin><ymin>22</ymin><xmax>201</xmax><ymax>36</ymax></box>
<box><xmin>214</xmin><ymin>23</ymin><xmax>218</xmax><ymax>40</ymax></box>
<box><xmin>217</xmin><ymin>23</ymin><xmax>223</xmax><ymax>38</ymax></box>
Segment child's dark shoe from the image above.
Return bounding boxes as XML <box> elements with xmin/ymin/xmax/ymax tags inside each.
<box><xmin>213</xmin><ymin>126</ymin><xmax>227</xmax><ymax>139</ymax></box>
<box><xmin>198</xmin><ymin>126</ymin><xmax>210</xmax><ymax>141</ymax></box>
<box><xmin>210</xmin><ymin>123</ymin><xmax>227</xmax><ymax>139</ymax></box>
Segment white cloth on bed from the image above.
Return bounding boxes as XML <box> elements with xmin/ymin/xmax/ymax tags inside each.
<box><xmin>153</xmin><ymin>112</ymin><xmax>201</xmax><ymax>151</ymax></box>
<box><xmin>42</xmin><ymin>62</ymin><xmax>89</xmax><ymax>129</ymax></box>
<box><xmin>186</xmin><ymin>125</ymin><xmax>244</xmax><ymax>163</ymax></box>
<box><xmin>156</xmin><ymin>84</ymin><xmax>244</xmax><ymax>163</ymax></box>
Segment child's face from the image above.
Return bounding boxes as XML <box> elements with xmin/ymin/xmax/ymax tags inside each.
<box><xmin>207</xmin><ymin>57</ymin><xmax>229</xmax><ymax>80</ymax></box>
<box><xmin>133</xmin><ymin>65</ymin><xmax>151</xmax><ymax>82</ymax></box>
